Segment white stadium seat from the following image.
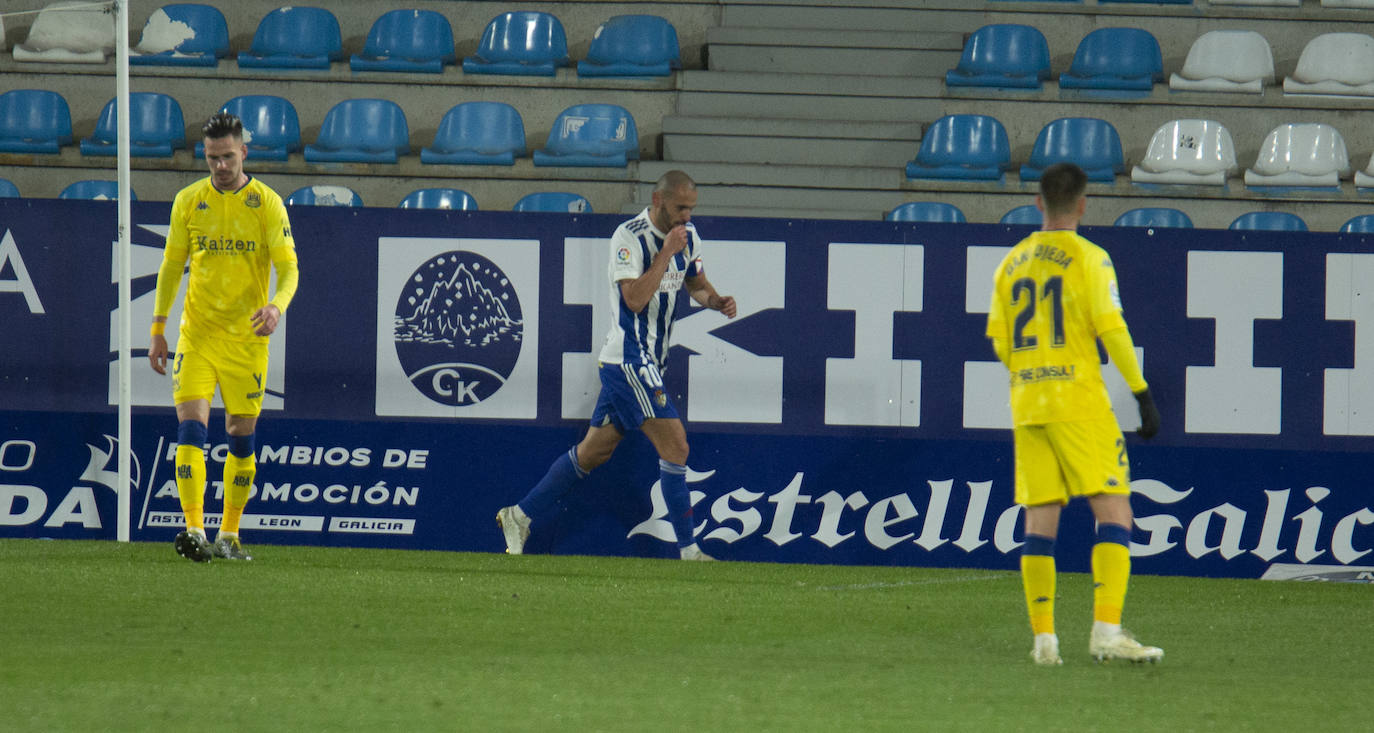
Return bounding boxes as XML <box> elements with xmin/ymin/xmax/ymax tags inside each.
<box><xmin>1244</xmin><ymin>123</ymin><xmax>1351</xmax><ymax>189</ymax></box>
<box><xmin>1353</xmin><ymin>154</ymin><xmax>1374</xmax><ymax>188</ymax></box>
<box><xmin>12</xmin><ymin>1</ymin><xmax>115</xmax><ymax>63</ymax></box>
<box><xmin>1169</xmin><ymin>31</ymin><xmax>1274</xmax><ymax>94</ymax></box>
<box><xmin>1131</xmin><ymin>120</ymin><xmax>1238</xmax><ymax>186</ymax></box>
<box><xmin>1283</xmin><ymin>34</ymin><xmax>1374</xmax><ymax>97</ymax></box>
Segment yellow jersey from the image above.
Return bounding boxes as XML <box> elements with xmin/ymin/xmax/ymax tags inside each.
<box><xmin>986</xmin><ymin>230</ymin><xmax>1128</xmax><ymax>426</ymax></box>
<box><xmin>155</xmin><ymin>176</ymin><xmax>299</xmax><ymax>343</ymax></box>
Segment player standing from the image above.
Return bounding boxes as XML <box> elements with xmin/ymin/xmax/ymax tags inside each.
<box><xmin>496</xmin><ymin>170</ymin><xmax>736</xmax><ymax>560</ymax></box>
<box><xmin>148</xmin><ymin>112</ymin><xmax>300</xmax><ymax>562</ymax></box>
<box><xmin>985</xmin><ymin>163</ymin><xmax>1163</xmax><ymax>665</ymax></box>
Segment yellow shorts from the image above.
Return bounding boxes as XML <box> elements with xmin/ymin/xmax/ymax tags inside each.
<box><xmin>1013</xmin><ymin>417</ymin><xmax>1130</xmax><ymax>506</ymax></box>
<box><xmin>171</xmin><ymin>332</ymin><xmax>269</xmax><ymax>417</ymax></box>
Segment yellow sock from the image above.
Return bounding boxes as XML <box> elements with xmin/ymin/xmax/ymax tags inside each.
<box><xmin>1092</xmin><ymin>541</ymin><xmax>1131</xmax><ymax>626</ymax></box>
<box><xmin>1021</xmin><ymin>554</ymin><xmax>1056</xmax><ymax>635</ymax></box>
<box><xmin>221</xmin><ymin>453</ymin><xmax>256</xmax><ymax>536</ymax></box>
<box><xmin>175</xmin><ymin>444</ymin><xmax>207</xmax><ymax>531</ymax></box>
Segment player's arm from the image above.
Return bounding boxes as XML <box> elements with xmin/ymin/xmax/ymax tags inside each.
<box><xmin>1101</xmin><ymin>326</ymin><xmax>1159</xmax><ymax>438</ymax></box>
<box><xmin>149</xmin><ymin>199</ymin><xmax>191</xmax><ymax>375</ymax></box>
<box><xmin>988</xmin><ymin>335</ymin><xmax>1010</xmax><ymax>366</ymax></box>
<box><xmin>685</xmin><ymin>273</ymin><xmax>736</xmax><ymax>318</ymax></box>
<box><xmin>619</xmin><ymin>225</ymin><xmax>688</xmax><ymax>313</ymax></box>
<box><xmin>252</xmin><ymin>200</ymin><xmax>300</xmax><ymax>336</ymax></box>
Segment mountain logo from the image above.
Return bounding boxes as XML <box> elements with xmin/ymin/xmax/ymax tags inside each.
<box><xmin>392</xmin><ymin>251</ymin><xmax>524</xmax><ymax>405</ymax></box>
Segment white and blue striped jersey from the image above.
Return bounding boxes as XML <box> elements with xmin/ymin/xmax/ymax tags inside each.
<box><xmin>597</xmin><ymin>207</ymin><xmax>703</xmax><ymax>370</ymax></box>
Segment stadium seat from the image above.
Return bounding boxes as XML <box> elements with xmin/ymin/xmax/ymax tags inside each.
<box><xmin>1169</xmin><ymin>31</ymin><xmax>1274</xmax><ymax>94</ymax></box>
<box><xmin>285</xmin><ymin>186</ymin><xmax>362</xmax><ymax>207</ymax></box>
<box><xmin>1356</xmin><ymin>155</ymin><xmax>1374</xmax><ymax>189</ymax></box>
<box><xmin>304</xmin><ymin>99</ymin><xmax>409</xmax><ymax>164</ymax></box>
<box><xmin>59</xmin><ymin>180</ymin><xmax>136</xmax><ymax>200</ymax></box>
<box><xmin>904</xmin><ymin>114</ymin><xmax>1012</xmax><ymax>181</ymax></box>
<box><xmin>1019</xmin><ymin>117</ymin><xmax>1125</xmax><ymax>183</ymax></box>
<box><xmin>1113</xmin><ymin>208</ymin><xmax>1194</xmax><ymax>228</ymax></box>
<box><xmin>577</xmin><ymin>15</ymin><xmax>681</xmax><ymax>77</ymax></box>
<box><xmin>1339</xmin><ymin>214</ymin><xmax>1374</xmax><ymax>233</ymax></box>
<box><xmin>0</xmin><ymin>89</ymin><xmax>73</xmax><ymax>154</ymax></box>
<box><xmin>80</xmin><ymin>93</ymin><xmax>185</xmax><ymax>158</ymax></box>
<box><xmin>1058</xmin><ymin>28</ymin><xmax>1163</xmax><ymax>93</ymax></box>
<box><xmin>463</xmin><ymin>12</ymin><xmax>571</xmax><ymax>76</ymax></box>
<box><xmin>1000</xmin><ymin>205</ymin><xmax>1041</xmax><ymax>226</ymax></box>
<box><xmin>1244</xmin><ymin>123</ymin><xmax>1351</xmax><ymax>189</ymax></box>
<box><xmin>421</xmin><ymin>102</ymin><xmax>526</xmax><ymax>166</ymax></box>
<box><xmin>886</xmin><ymin>202</ymin><xmax>967</xmax><ymax>223</ymax></box>
<box><xmin>533</xmin><ymin>104</ymin><xmax>638</xmax><ymax>167</ymax></box>
<box><xmin>0</xmin><ymin>179</ymin><xmax>19</xmax><ymax>198</ymax></box>
<box><xmin>1131</xmin><ymin>119</ymin><xmax>1238</xmax><ymax>187</ymax></box>
<box><xmin>193</xmin><ymin>96</ymin><xmax>301</xmax><ymax>161</ymax></box>
<box><xmin>237</xmin><ymin>7</ymin><xmax>344</xmax><ymax>69</ymax></box>
<box><xmin>398</xmin><ymin>188</ymin><xmax>478</xmax><ymax>210</ymax></box>
<box><xmin>13</xmin><ymin>1</ymin><xmax>115</xmax><ymax>63</ymax></box>
<box><xmin>1229</xmin><ymin>212</ymin><xmax>1307</xmax><ymax>231</ymax></box>
<box><xmin>130</xmin><ymin>4</ymin><xmax>230</xmax><ymax>67</ymax></box>
<box><xmin>350</xmin><ymin>9</ymin><xmax>456</xmax><ymax>74</ymax></box>
<box><xmin>944</xmin><ymin>24</ymin><xmax>1051</xmax><ymax>90</ymax></box>
<box><xmin>512</xmin><ymin>192</ymin><xmax>593</xmax><ymax>213</ymax></box>
<box><xmin>1283</xmin><ymin>34</ymin><xmax>1374</xmax><ymax>97</ymax></box>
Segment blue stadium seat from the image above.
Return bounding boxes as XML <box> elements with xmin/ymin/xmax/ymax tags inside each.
<box><xmin>1059</xmin><ymin>28</ymin><xmax>1164</xmax><ymax>92</ymax></box>
<box><xmin>421</xmin><ymin>102</ymin><xmax>526</xmax><ymax>166</ymax></box>
<box><xmin>905</xmin><ymin>114</ymin><xmax>1011</xmax><ymax>181</ymax></box>
<box><xmin>1113</xmin><ymin>207</ymin><xmax>1194</xmax><ymax>228</ymax></box>
<box><xmin>1340</xmin><ymin>214</ymin><xmax>1374</xmax><ymax>233</ymax></box>
<box><xmin>80</xmin><ymin>93</ymin><xmax>185</xmax><ymax>157</ymax></box>
<box><xmin>194</xmin><ymin>95</ymin><xmax>301</xmax><ymax>161</ymax></box>
<box><xmin>237</xmin><ymin>7</ymin><xmax>344</xmax><ymax>69</ymax></box>
<box><xmin>577</xmin><ymin>15</ymin><xmax>681</xmax><ymax>77</ymax></box>
<box><xmin>512</xmin><ymin>192</ymin><xmax>593</xmax><ymax>213</ymax></box>
<box><xmin>944</xmin><ymin>24</ymin><xmax>1051</xmax><ymax>90</ymax></box>
<box><xmin>350</xmin><ymin>9</ymin><xmax>455</xmax><ymax>74</ymax></box>
<box><xmin>130</xmin><ymin>4</ymin><xmax>230</xmax><ymax>67</ymax></box>
<box><xmin>1229</xmin><ymin>212</ymin><xmax>1307</xmax><ymax>231</ymax></box>
<box><xmin>0</xmin><ymin>179</ymin><xmax>20</xmax><ymax>198</ymax></box>
<box><xmin>398</xmin><ymin>188</ymin><xmax>478</xmax><ymax>210</ymax></box>
<box><xmin>285</xmin><ymin>185</ymin><xmax>362</xmax><ymax>207</ymax></box>
<box><xmin>304</xmin><ymin>99</ymin><xmax>409</xmax><ymax>163</ymax></box>
<box><xmin>533</xmin><ymin>104</ymin><xmax>638</xmax><ymax>167</ymax></box>
<box><xmin>1000</xmin><ymin>205</ymin><xmax>1042</xmax><ymax>226</ymax></box>
<box><xmin>0</xmin><ymin>89</ymin><xmax>73</xmax><ymax>154</ymax></box>
<box><xmin>1019</xmin><ymin>117</ymin><xmax>1125</xmax><ymax>183</ymax></box>
<box><xmin>59</xmin><ymin>180</ymin><xmax>136</xmax><ymax>200</ymax></box>
<box><xmin>886</xmin><ymin>202</ymin><xmax>967</xmax><ymax>223</ymax></box>
<box><xmin>463</xmin><ymin>12</ymin><xmax>571</xmax><ymax>76</ymax></box>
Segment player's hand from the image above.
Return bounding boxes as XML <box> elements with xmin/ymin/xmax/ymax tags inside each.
<box><xmin>710</xmin><ymin>294</ymin><xmax>737</xmax><ymax>319</ymax></box>
<box><xmin>148</xmin><ymin>334</ymin><xmax>168</xmax><ymax>375</ymax></box>
<box><xmin>1134</xmin><ymin>388</ymin><xmax>1160</xmax><ymax>439</ymax></box>
<box><xmin>662</xmin><ymin>225</ymin><xmax>689</xmax><ymax>257</ymax></box>
<box><xmin>251</xmin><ymin>304</ymin><xmax>281</xmax><ymax>336</ymax></box>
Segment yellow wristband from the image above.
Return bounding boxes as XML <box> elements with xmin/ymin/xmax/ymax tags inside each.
<box><xmin>150</xmin><ymin>321</ymin><xmax>166</xmax><ymax>337</ymax></box>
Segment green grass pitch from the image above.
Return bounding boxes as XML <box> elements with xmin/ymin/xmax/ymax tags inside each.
<box><xmin>1</xmin><ymin>539</ymin><xmax>1368</xmax><ymax>732</ymax></box>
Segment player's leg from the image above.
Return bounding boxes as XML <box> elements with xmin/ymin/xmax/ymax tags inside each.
<box><xmin>1014</xmin><ymin>424</ymin><xmax>1067</xmax><ymax>664</ymax></box>
<box><xmin>639</xmin><ymin>417</ymin><xmax>709</xmax><ymax>560</ymax></box>
<box><xmin>211</xmin><ymin>341</ymin><xmax>267</xmax><ymax>561</ymax></box>
<box><xmin>169</xmin><ymin>340</ymin><xmax>215</xmax><ymax>562</ymax></box>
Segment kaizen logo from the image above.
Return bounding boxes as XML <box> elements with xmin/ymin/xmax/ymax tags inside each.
<box><xmin>392</xmin><ymin>251</ymin><xmax>524</xmax><ymax>405</ymax></box>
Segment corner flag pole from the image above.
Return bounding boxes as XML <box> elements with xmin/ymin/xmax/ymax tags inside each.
<box><xmin>116</xmin><ymin>0</ymin><xmax>132</xmax><ymax>543</ymax></box>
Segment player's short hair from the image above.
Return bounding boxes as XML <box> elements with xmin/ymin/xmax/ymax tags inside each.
<box><xmin>654</xmin><ymin>170</ymin><xmax>696</xmax><ymax>198</ymax></box>
<box><xmin>202</xmin><ymin>112</ymin><xmax>243</xmax><ymax>141</ymax></box>
<box><xmin>1039</xmin><ymin>163</ymin><xmax>1088</xmax><ymax>218</ymax></box>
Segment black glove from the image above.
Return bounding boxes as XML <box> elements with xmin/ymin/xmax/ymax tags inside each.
<box><xmin>1134</xmin><ymin>388</ymin><xmax>1160</xmax><ymax>440</ymax></box>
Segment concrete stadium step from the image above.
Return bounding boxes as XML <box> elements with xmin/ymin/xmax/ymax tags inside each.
<box><xmin>676</xmin><ymin>71</ymin><xmax>942</xmax><ymax>122</ymax></box>
<box><xmin>662</xmin><ymin>116</ymin><xmax>921</xmax><ymax>167</ymax></box>
<box><xmin>639</xmin><ymin>160</ymin><xmax>905</xmax><ymax>192</ymax></box>
<box><xmin>706</xmin><ymin>28</ymin><xmax>962</xmax><ymax>77</ymax></box>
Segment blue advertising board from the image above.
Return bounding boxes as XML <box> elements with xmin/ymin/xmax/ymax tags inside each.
<box><xmin>2</xmin><ymin>197</ymin><xmax>1373</xmax><ymax>577</ymax></box>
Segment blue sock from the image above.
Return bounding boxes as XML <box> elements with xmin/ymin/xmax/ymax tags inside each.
<box><xmin>659</xmin><ymin>459</ymin><xmax>695</xmax><ymax>548</ymax></box>
<box><xmin>517</xmin><ymin>447</ymin><xmax>587</xmax><ymax>520</ymax></box>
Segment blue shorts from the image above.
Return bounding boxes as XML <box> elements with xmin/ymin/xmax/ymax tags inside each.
<box><xmin>590</xmin><ymin>361</ymin><xmax>679</xmax><ymax>432</ymax></box>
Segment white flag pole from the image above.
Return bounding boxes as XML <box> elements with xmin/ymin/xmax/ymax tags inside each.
<box><xmin>116</xmin><ymin>0</ymin><xmax>132</xmax><ymax>543</ymax></box>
